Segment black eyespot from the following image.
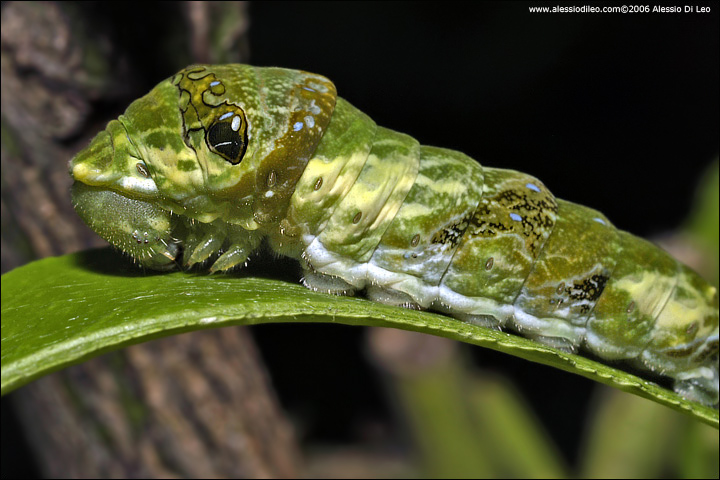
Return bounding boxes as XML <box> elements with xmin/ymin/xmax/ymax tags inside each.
<box><xmin>207</xmin><ymin>113</ymin><xmax>248</xmax><ymax>165</ymax></box>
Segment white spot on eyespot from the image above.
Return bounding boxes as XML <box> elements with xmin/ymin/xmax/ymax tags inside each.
<box><xmin>210</xmin><ymin>81</ymin><xmax>221</xmax><ymax>87</ymax></box>
<box><xmin>302</xmin><ymin>86</ymin><xmax>316</xmax><ymax>92</ymax></box>
<box><xmin>304</xmin><ymin>116</ymin><xmax>315</xmax><ymax>128</ymax></box>
<box><xmin>231</xmin><ymin>115</ymin><xmax>241</xmax><ymax>131</ymax></box>
<box><xmin>293</xmin><ymin>122</ymin><xmax>303</xmax><ymax>131</ymax></box>
<box><xmin>510</xmin><ymin>213</ymin><xmax>522</xmax><ymax>222</ymax></box>
<box><xmin>593</xmin><ymin>217</ymin><xmax>606</xmax><ymax>225</ymax></box>
<box><xmin>526</xmin><ymin>183</ymin><xmax>541</xmax><ymax>192</ymax></box>
<box><xmin>219</xmin><ymin>112</ymin><xmax>234</xmax><ymax>121</ymax></box>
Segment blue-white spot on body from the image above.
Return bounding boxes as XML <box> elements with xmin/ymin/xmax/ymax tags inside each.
<box><xmin>231</xmin><ymin>116</ymin><xmax>241</xmax><ymax>131</ymax></box>
<box><xmin>293</xmin><ymin>122</ymin><xmax>304</xmax><ymax>131</ymax></box>
<box><xmin>219</xmin><ymin>112</ymin><xmax>234</xmax><ymax>121</ymax></box>
<box><xmin>307</xmin><ymin>82</ymin><xmax>329</xmax><ymax>93</ymax></box>
<box><xmin>510</xmin><ymin>213</ymin><xmax>523</xmax><ymax>222</ymax></box>
<box><xmin>304</xmin><ymin>116</ymin><xmax>315</xmax><ymax>128</ymax></box>
<box><xmin>526</xmin><ymin>183</ymin><xmax>541</xmax><ymax>192</ymax></box>
<box><xmin>593</xmin><ymin>217</ymin><xmax>606</xmax><ymax>225</ymax></box>
<box><xmin>210</xmin><ymin>81</ymin><xmax>221</xmax><ymax>87</ymax></box>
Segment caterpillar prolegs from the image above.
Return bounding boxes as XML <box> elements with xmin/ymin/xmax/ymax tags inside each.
<box><xmin>69</xmin><ymin>64</ymin><xmax>719</xmax><ymax>407</ymax></box>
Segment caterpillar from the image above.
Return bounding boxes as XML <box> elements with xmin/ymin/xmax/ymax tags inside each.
<box><xmin>69</xmin><ymin>64</ymin><xmax>719</xmax><ymax>407</ymax></box>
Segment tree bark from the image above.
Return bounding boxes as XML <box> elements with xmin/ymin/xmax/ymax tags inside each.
<box><xmin>12</xmin><ymin>328</ymin><xmax>299</xmax><ymax>478</ymax></box>
<box><xmin>1</xmin><ymin>2</ymin><xmax>300</xmax><ymax>477</ymax></box>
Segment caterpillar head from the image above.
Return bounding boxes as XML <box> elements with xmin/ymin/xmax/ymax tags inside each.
<box><xmin>69</xmin><ymin>64</ymin><xmax>336</xmax><ymax>267</ymax></box>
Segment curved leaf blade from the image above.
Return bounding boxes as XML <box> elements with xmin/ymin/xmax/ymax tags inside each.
<box><xmin>1</xmin><ymin>248</ymin><xmax>717</xmax><ymax>428</ymax></box>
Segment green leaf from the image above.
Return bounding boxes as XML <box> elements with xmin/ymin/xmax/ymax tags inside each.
<box><xmin>1</xmin><ymin>248</ymin><xmax>718</xmax><ymax>428</ymax></box>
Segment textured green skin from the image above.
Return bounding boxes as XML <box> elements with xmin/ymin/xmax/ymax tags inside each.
<box><xmin>69</xmin><ymin>64</ymin><xmax>719</xmax><ymax>406</ymax></box>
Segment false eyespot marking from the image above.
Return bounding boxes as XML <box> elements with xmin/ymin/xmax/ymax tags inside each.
<box><xmin>173</xmin><ymin>66</ymin><xmax>248</xmax><ymax>165</ymax></box>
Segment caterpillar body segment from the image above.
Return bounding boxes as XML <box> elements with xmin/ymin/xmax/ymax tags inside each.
<box><xmin>69</xmin><ymin>64</ymin><xmax>719</xmax><ymax>406</ymax></box>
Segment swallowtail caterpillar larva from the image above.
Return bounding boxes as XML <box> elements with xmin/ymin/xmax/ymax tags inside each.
<box><xmin>69</xmin><ymin>65</ymin><xmax>719</xmax><ymax>407</ymax></box>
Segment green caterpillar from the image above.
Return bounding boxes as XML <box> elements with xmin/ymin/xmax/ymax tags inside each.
<box><xmin>69</xmin><ymin>64</ymin><xmax>719</xmax><ymax>407</ymax></box>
